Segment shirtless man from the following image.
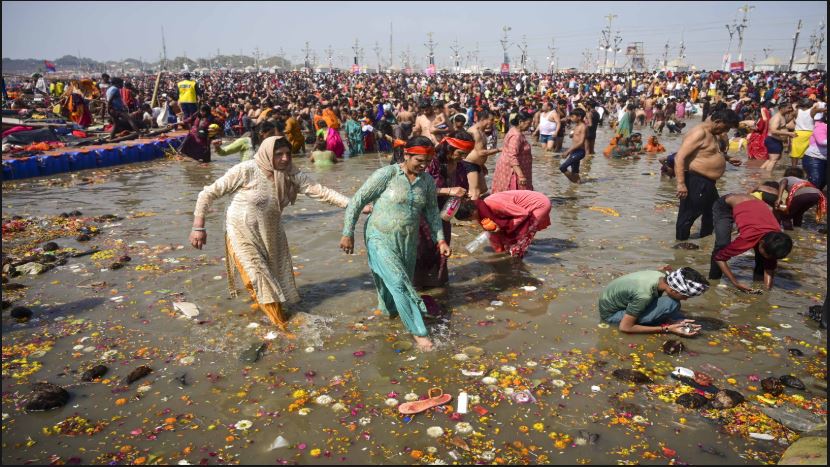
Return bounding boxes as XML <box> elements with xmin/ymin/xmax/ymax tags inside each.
<box><xmin>759</xmin><ymin>102</ymin><xmax>796</xmax><ymax>172</ymax></box>
<box><xmin>396</xmin><ymin>101</ymin><xmax>415</xmax><ymax>140</ymax></box>
<box><xmin>412</xmin><ymin>100</ymin><xmax>438</xmax><ymax>144</ymax></box>
<box><xmin>465</xmin><ymin>110</ymin><xmax>500</xmax><ymax>198</ymax></box>
<box><xmin>560</xmin><ymin>108</ymin><xmax>587</xmax><ymax>183</ymax></box>
<box><xmin>675</xmin><ymin>109</ymin><xmax>741</xmax><ymax>241</ymax></box>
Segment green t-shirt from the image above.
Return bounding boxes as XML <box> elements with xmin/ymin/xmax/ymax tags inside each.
<box><xmin>598</xmin><ymin>270</ymin><xmax>665</xmax><ymax>321</ymax></box>
<box><xmin>311</xmin><ymin>150</ymin><xmax>336</xmax><ymax>166</ymax></box>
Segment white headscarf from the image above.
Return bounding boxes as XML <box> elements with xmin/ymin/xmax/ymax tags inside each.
<box><xmin>253</xmin><ymin>136</ymin><xmax>299</xmax><ymax>210</ymax></box>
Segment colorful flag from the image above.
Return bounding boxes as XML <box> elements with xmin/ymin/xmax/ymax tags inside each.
<box><xmin>44</xmin><ymin>60</ymin><xmax>56</xmax><ymax>72</ymax></box>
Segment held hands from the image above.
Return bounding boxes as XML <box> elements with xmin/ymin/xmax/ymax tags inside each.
<box><xmin>362</xmin><ymin>205</ymin><xmax>373</xmax><ymax>214</ymax></box>
<box><xmin>438</xmin><ymin>240</ymin><xmax>452</xmax><ymax>258</ymax></box>
<box><xmin>190</xmin><ymin>230</ymin><xmax>207</xmax><ymax>249</ymax></box>
<box><xmin>340</xmin><ymin>236</ymin><xmax>354</xmax><ymax>255</ymax></box>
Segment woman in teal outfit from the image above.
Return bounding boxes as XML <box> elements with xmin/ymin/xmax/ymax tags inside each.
<box><xmin>341</xmin><ymin>136</ymin><xmax>451</xmax><ymax>351</ymax></box>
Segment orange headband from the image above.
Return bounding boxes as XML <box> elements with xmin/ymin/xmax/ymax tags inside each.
<box><xmin>393</xmin><ymin>139</ymin><xmax>407</xmax><ymax>148</ymax></box>
<box><xmin>441</xmin><ymin>137</ymin><xmax>475</xmax><ymax>152</ymax></box>
<box><xmin>404</xmin><ymin>146</ymin><xmax>435</xmax><ymax>156</ymax></box>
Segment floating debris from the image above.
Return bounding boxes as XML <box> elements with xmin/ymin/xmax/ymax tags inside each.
<box><xmin>612</xmin><ymin>369</ymin><xmax>653</xmax><ymax>384</ymax></box>
<box><xmin>124</xmin><ymin>365</ymin><xmax>152</xmax><ymax>384</ymax></box>
<box><xmin>24</xmin><ymin>383</ymin><xmax>69</xmax><ymax>412</ymax></box>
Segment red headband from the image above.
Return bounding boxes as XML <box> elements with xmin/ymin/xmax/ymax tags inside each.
<box><xmin>393</xmin><ymin>139</ymin><xmax>407</xmax><ymax>148</ymax></box>
<box><xmin>404</xmin><ymin>146</ymin><xmax>435</xmax><ymax>156</ymax></box>
<box><xmin>441</xmin><ymin>137</ymin><xmax>475</xmax><ymax>152</ymax></box>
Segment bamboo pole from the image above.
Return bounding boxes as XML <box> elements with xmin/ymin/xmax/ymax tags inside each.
<box><xmin>150</xmin><ymin>70</ymin><xmax>163</xmax><ymax>108</ymax></box>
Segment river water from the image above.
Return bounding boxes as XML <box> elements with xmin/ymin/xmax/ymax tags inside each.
<box><xmin>2</xmin><ymin>121</ymin><xmax>826</xmax><ymax>465</ymax></box>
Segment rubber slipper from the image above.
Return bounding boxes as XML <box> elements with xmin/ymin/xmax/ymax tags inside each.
<box><xmin>398</xmin><ymin>388</ymin><xmax>452</xmax><ymax>415</ymax></box>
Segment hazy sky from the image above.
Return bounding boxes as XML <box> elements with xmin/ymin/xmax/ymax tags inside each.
<box><xmin>2</xmin><ymin>1</ymin><xmax>827</xmax><ymax>70</ymax></box>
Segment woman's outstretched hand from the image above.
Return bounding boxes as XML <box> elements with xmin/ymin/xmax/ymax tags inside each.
<box><xmin>340</xmin><ymin>236</ymin><xmax>354</xmax><ymax>254</ymax></box>
<box><xmin>190</xmin><ymin>230</ymin><xmax>207</xmax><ymax>249</ymax></box>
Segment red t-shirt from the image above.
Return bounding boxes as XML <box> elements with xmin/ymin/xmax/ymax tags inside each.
<box><xmin>714</xmin><ymin>199</ymin><xmax>781</xmax><ymax>269</ymax></box>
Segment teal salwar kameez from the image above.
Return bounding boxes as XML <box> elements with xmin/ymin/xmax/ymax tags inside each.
<box><xmin>343</xmin><ymin>165</ymin><xmax>444</xmax><ymax>337</ymax></box>
<box><xmin>344</xmin><ymin>119</ymin><xmax>364</xmax><ymax>156</ymax></box>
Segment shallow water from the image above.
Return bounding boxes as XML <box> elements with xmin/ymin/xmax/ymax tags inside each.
<box><xmin>2</xmin><ymin>121</ymin><xmax>826</xmax><ymax>465</ymax></box>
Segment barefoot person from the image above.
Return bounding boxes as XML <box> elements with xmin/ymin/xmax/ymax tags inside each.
<box><xmin>709</xmin><ymin>193</ymin><xmax>793</xmax><ymax>292</ymax></box>
<box><xmin>675</xmin><ymin>109</ymin><xmax>741</xmax><ymax>241</ymax></box>
<box><xmin>464</xmin><ymin>110</ymin><xmax>500</xmax><ymax>198</ymax></box>
<box><xmin>491</xmin><ymin>111</ymin><xmax>533</xmax><ymax>192</ymax></box>
<box><xmin>599</xmin><ymin>267</ymin><xmax>708</xmax><ymax>336</ymax></box>
<box><xmin>560</xmin><ymin>108</ymin><xmax>587</xmax><ymax>183</ymax></box>
<box><xmin>191</xmin><ymin>136</ymin><xmax>354</xmax><ymax>330</ymax></box>
<box><xmin>760</xmin><ymin>102</ymin><xmax>796</xmax><ymax>172</ymax></box>
<box><xmin>340</xmin><ymin>137</ymin><xmax>450</xmax><ymax>351</ymax></box>
<box><xmin>456</xmin><ymin>190</ymin><xmax>552</xmax><ymax>258</ymax></box>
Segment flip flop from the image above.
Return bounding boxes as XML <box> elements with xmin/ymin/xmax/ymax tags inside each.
<box><xmin>398</xmin><ymin>388</ymin><xmax>452</xmax><ymax>415</ymax></box>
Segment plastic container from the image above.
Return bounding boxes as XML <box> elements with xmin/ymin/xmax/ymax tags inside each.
<box><xmin>38</xmin><ymin>155</ymin><xmax>69</xmax><ymax>176</ymax></box>
<box><xmin>440</xmin><ymin>197</ymin><xmax>462</xmax><ymax>221</ymax></box>
<box><xmin>465</xmin><ymin>232</ymin><xmax>491</xmax><ymax>253</ymax></box>
<box><xmin>8</xmin><ymin>157</ymin><xmax>40</xmax><ymax>179</ymax></box>
<box><xmin>124</xmin><ymin>145</ymin><xmax>141</xmax><ymax>163</ymax></box>
<box><xmin>67</xmin><ymin>151</ymin><xmax>96</xmax><ymax>171</ymax></box>
<box><xmin>95</xmin><ymin>148</ymin><xmax>119</xmax><ymax>167</ymax></box>
<box><xmin>457</xmin><ymin>391</ymin><xmax>469</xmax><ymax>414</ymax></box>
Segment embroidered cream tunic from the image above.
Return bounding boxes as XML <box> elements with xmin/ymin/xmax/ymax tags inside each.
<box><xmin>194</xmin><ymin>160</ymin><xmax>349</xmax><ymax>304</ymax></box>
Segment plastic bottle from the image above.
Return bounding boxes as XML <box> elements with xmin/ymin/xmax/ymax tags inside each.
<box><xmin>440</xmin><ymin>197</ymin><xmax>462</xmax><ymax>222</ymax></box>
<box><xmin>457</xmin><ymin>391</ymin><xmax>468</xmax><ymax>414</ymax></box>
<box><xmin>465</xmin><ymin>232</ymin><xmax>490</xmax><ymax>253</ymax></box>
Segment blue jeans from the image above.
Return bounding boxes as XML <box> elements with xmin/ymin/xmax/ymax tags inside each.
<box><xmin>802</xmin><ymin>156</ymin><xmax>827</xmax><ymax>190</ymax></box>
<box><xmin>604</xmin><ymin>296</ymin><xmax>683</xmax><ymax>325</ymax></box>
<box><xmin>560</xmin><ymin>149</ymin><xmax>586</xmax><ymax>174</ymax></box>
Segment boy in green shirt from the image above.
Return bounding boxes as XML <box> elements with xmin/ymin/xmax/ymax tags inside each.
<box><xmin>599</xmin><ymin>267</ymin><xmax>708</xmax><ymax>336</ymax></box>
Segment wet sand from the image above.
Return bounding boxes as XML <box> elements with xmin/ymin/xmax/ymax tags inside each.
<box><xmin>2</xmin><ymin>120</ymin><xmax>826</xmax><ymax>465</ymax></box>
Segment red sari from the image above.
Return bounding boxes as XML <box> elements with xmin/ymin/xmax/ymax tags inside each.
<box><xmin>475</xmin><ymin>190</ymin><xmax>551</xmax><ymax>258</ymax></box>
<box><xmin>747</xmin><ymin>107</ymin><xmax>770</xmax><ymax>160</ymax></box>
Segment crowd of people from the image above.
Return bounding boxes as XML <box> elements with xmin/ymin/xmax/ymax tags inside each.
<box><xmin>4</xmin><ymin>67</ymin><xmax>827</xmax><ymax>348</ymax></box>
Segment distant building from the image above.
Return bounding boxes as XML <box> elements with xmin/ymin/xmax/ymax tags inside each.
<box><xmin>665</xmin><ymin>58</ymin><xmax>690</xmax><ymax>73</ymax></box>
<box><xmin>791</xmin><ymin>52</ymin><xmax>826</xmax><ymax>72</ymax></box>
<box><xmin>753</xmin><ymin>56</ymin><xmax>786</xmax><ymax>72</ymax></box>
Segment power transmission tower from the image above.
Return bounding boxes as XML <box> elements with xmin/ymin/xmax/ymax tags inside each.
<box><xmin>662</xmin><ymin>40</ymin><xmax>670</xmax><ymax>70</ymax></box>
<box><xmin>424</xmin><ymin>32</ymin><xmax>437</xmax><ymax>66</ymax></box>
<box><xmin>303</xmin><ymin>41</ymin><xmax>312</xmax><ymax>70</ymax></box>
<box><xmin>449</xmin><ymin>38</ymin><xmax>463</xmax><ymax>72</ymax></box>
<box><xmin>762</xmin><ymin>47</ymin><xmax>772</xmax><ymax>59</ymax></box>
<box><xmin>735</xmin><ymin>2</ymin><xmax>754</xmax><ymax>63</ymax></box>
<box><xmin>254</xmin><ymin>47</ymin><xmax>261</xmax><ymax>71</ymax></box>
<box><xmin>517</xmin><ymin>35</ymin><xmax>528</xmax><ymax>72</ymax></box>
<box><xmin>352</xmin><ymin>38</ymin><xmax>361</xmax><ymax>66</ymax></box>
<box><xmin>389</xmin><ymin>22</ymin><xmax>394</xmax><ymax>69</ymax></box>
<box><xmin>599</xmin><ymin>13</ymin><xmax>617</xmax><ymax>73</ymax></box>
<box><xmin>325</xmin><ymin>45</ymin><xmax>335</xmax><ymax>71</ymax></box>
<box><xmin>373</xmin><ymin>41</ymin><xmax>383</xmax><ymax>72</ymax></box>
<box><xmin>815</xmin><ymin>21</ymin><xmax>826</xmax><ymax>68</ymax></box>
<box><xmin>500</xmin><ymin>26</ymin><xmax>512</xmax><ymax>66</ymax></box>
<box><xmin>788</xmin><ymin>19</ymin><xmax>802</xmax><ymax>71</ymax></box>
<box><xmin>547</xmin><ymin>39</ymin><xmax>557</xmax><ymax>73</ymax></box>
<box><xmin>612</xmin><ymin>32</ymin><xmax>623</xmax><ymax>71</ymax></box>
<box><xmin>473</xmin><ymin>42</ymin><xmax>480</xmax><ymax>73</ymax></box>
<box><xmin>161</xmin><ymin>26</ymin><xmax>168</xmax><ymax>71</ymax></box>
<box><xmin>724</xmin><ymin>19</ymin><xmax>738</xmax><ymax>70</ymax></box>
<box><xmin>581</xmin><ymin>49</ymin><xmax>593</xmax><ymax>72</ymax></box>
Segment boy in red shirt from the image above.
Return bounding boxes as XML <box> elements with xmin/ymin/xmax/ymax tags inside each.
<box><xmin>709</xmin><ymin>194</ymin><xmax>793</xmax><ymax>292</ymax></box>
